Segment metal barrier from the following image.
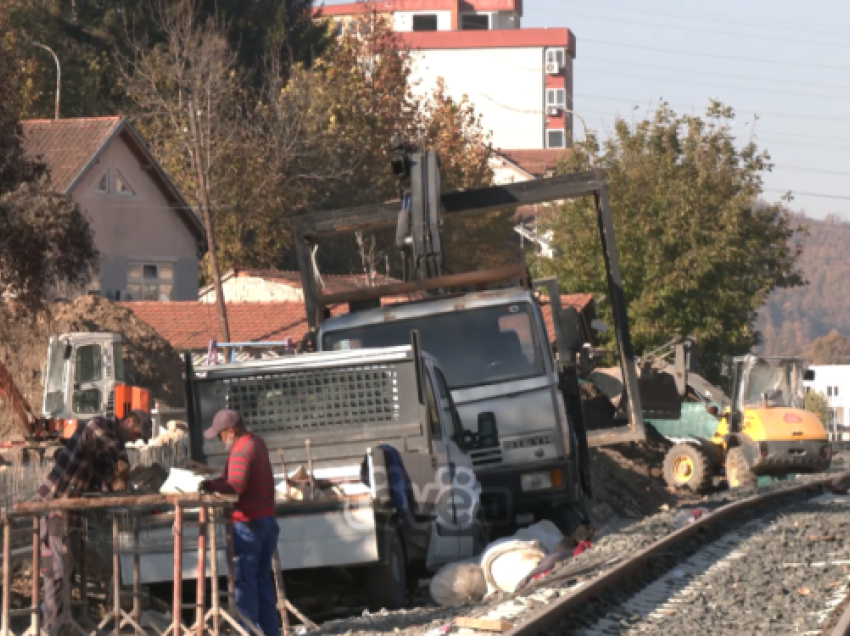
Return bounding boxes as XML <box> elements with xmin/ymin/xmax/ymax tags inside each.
<box><xmin>3</xmin><ymin>494</ymin><xmax>315</xmax><ymax>636</ymax></box>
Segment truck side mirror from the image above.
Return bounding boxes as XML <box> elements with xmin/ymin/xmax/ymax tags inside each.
<box><xmin>558</xmin><ymin>307</ymin><xmax>583</xmax><ymax>356</ymax></box>
<box><xmin>477</xmin><ymin>412</ymin><xmax>499</xmax><ymax>448</ymax></box>
<box><xmin>804</xmin><ymin>369</ymin><xmax>815</xmax><ymax>381</ymax></box>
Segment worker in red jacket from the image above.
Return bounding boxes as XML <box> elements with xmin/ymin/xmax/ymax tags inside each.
<box><xmin>199</xmin><ymin>409</ymin><xmax>279</xmax><ymax>636</ymax></box>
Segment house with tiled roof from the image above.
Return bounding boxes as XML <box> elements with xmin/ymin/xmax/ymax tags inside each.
<box><xmin>21</xmin><ymin>117</ymin><xmax>205</xmax><ymax>302</ymax></box>
<box><xmin>197</xmin><ymin>268</ymin><xmax>401</xmax><ymax>303</ymax></box>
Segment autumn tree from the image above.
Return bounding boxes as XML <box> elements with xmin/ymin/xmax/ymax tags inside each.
<box><xmin>804</xmin><ymin>390</ymin><xmax>831</xmax><ymax>425</ymax></box>
<box><xmin>802</xmin><ymin>330</ymin><xmax>850</xmax><ymax>365</ymax></box>
<box><xmin>540</xmin><ymin>102</ymin><xmax>806</xmax><ymax>381</ymax></box>
<box><xmin>0</xmin><ymin>32</ymin><xmax>98</xmax><ymax>304</ymax></box>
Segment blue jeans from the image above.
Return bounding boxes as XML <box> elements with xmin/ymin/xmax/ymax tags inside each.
<box><xmin>233</xmin><ymin>517</ymin><xmax>280</xmax><ymax>636</ymax></box>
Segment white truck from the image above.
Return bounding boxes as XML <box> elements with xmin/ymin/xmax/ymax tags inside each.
<box><xmin>120</xmin><ymin>342</ymin><xmax>485</xmax><ymax>610</ymax></box>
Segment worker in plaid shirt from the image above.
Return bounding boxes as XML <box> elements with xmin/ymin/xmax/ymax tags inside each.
<box><xmin>37</xmin><ymin>410</ymin><xmax>151</xmax><ymax>632</ymax></box>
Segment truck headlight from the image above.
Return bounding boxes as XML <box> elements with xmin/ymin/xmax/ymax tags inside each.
<box><xmin>521</xmin><ymin>469</ymin><xmax>562</xmax><ymax>492</ymax></box>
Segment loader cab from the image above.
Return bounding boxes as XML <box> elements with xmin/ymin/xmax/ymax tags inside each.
<box><xmin>730</xmin><ymin>356</ymin><xmax>809</xmax><ymax>414</ymax></box>
<box><xmin>42</xmin><ymin>332</ymin><xmax>134</xmax><ymax>425</ymax></box>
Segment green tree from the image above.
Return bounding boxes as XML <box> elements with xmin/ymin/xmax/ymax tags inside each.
<box><xmin>540</xmin><ymin>101</ymin><xmax>806</xmax><ymax>381</ymax></box>
<box><xmin>0</xmin><ymin>32</ymin><xmax>98</xmax><ymax>304</ymax></box>
<box><xmin>804</xmin><ymin>390</ymin><xmax>831</xmax><ymax>425</ymax></box>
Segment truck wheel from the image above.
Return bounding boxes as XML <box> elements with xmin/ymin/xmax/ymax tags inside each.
<box><xmin>663</xmin><ymin>443</ymin><xmax>713</xmax><ymax>493</ymax></box>
<box><xmin>365</xmin><ymin>530</ymin><xmax>407</xmax><ymax>611</ymax></box>
<box><xmin>726</xmin><ymin>447</ymin><xmax>756</xmax><ymax>489</ymax></box>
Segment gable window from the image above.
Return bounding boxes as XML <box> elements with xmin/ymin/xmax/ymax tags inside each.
<box><xmin>126</xmin><ymin>262</ymin><xmax>174</xmax><ymax>301</ymax></box>
<box><xmin>546</xmin><ymin>88</ymin><xmax>566</xmax><ymax>108</ymax></box>
<box><xmin>547</xmin><ymin>130</ymin><xmax>565</xmax><ymax>148</ymax></box>
<box><xmin>115</xmin><ymin>170</ymin><xmax>135</xmax><ymax>196</ymax></box>
<box><xmin>412</xmin><ymin>14</ymin><xmax>438</xmax><ymax>31</ymax></box>
<box><xmin>546</xmin><ymin>49</ymin><xmax>566</xmax><ymax>67</ymax></box>
<box><xmin>461</xmin><ymin>14</ymin><xmax>489</xmax><ymax>30</ymax></box>
<box><xmin>94</xmin><ymin>172</ymin><xmax>109</xmax><ymax>193</ymax></box>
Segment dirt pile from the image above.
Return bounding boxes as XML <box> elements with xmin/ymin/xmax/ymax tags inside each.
<box><xmin>0</xmin><ymin>296</ymin><xmax>185</xmax><ymax>440</ymax></box>
<box><xmin>588</xmin><ymin>423</ymin><xmax>701</xmax><ymax>522</ymax></box>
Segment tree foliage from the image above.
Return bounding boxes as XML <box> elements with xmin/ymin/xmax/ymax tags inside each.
<box><xmin>540</xmin><ymin>102</ymin><xmax>806</xmax><ymax>380</ymax></box>
<box><xmin>804</xmin><ymin>389</ymin><xmax>831</xmax><ymax>425</ymax></box>
<box><xmin>0</xmin><ymin>33</ymin><xmax>98</xmax><ymax>305</ymax></box>
<box><xmin>802</xmin><ymin>330</ymin><xmax>850</xmax><ymax>365</ymax></box>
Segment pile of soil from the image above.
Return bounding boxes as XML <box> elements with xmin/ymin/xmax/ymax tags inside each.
<box><xmin>588</xmin><ymin>422</ymin><xmax>702</xmax><ymax>522</ymax></box>
<box><xmin>0</xmin><ymin>296</ymin><xmax>185</xmax><ymax>440</ymax></box>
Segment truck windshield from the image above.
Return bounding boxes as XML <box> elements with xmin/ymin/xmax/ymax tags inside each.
<box><xmin>322</xmin><ymin>303</ymin><xmax>545</xmax><ymax>389</ymax></box>
<box><xmin>44</xmin><ymin>341</ymin><xmax>67</xmax><ymax>417</ymax></box>
<box><xmin>742</xmin><ymin>360</ymin><xmax>805</xmax><ymax>409</ymax></box>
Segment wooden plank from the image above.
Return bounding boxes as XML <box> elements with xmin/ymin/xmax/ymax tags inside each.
<box><xmin>294</xmin><ymin>171</ymin><xmax>604</xmax><ymax>237</ymax></box>
<box><xmin>454</xmin><ymin>617</ymin><xmax>514</xmax><ymax>632</ymax></box>
<box><xmin>316</xmin><ymin>263</ymin><xmax>528</xmax><ymax>307</ymax></box>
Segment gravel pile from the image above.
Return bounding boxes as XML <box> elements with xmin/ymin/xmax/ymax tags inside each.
<box><xmin>314</xmin><ymin>474</ymin><xmax>836</xmax><ymax>635</ymax></box>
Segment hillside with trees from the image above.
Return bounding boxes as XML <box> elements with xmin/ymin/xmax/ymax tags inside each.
<box><xmin>757</xmin><ymin>214</ymin><xmax>850</xmax><ymax>361</ymax></box>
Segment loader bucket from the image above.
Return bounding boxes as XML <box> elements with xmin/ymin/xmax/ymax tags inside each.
<box><xmin>587</xmin><ymin>367</ymin><xmax>683</xmax><ymax>421</ymax></box>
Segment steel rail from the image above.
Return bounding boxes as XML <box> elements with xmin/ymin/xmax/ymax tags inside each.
<box><xmin>507</xmin><ymin>475</ymin><xmax>844</xmax><ymax>636</ymax></box>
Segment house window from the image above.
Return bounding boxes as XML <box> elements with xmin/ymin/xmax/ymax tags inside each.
<box><xmin>461</xmin><ymin>14</ymin><xmax>489</xmax><ymax>30</ymax></box>
<box><xmin>332</xmin><ymin>20</ymin><xmax>343</xmax><ymax>37</ymax></box>
<box><xmin>547</xmin><ymin>89</ymin><xmax>566</xmax><ymax>108</ymax></box>
<box><xmin>546</xmin><ymin>49</ymin><xmax>566</xmax><ymax>67</ymax></box>
<box><xmin>94</xmin><ymin>172</ymin><xmax>109</xmax><ymax>193</ymax></box>
<box><xmin>412</xmin><ymin>14</ymin><xmax>438</xmax><ymax>31</ymax></box>
<box><xmin>114</xmin><ymin>170</ymin><xmax>135</xmax><ymax>196</ymax></box>
<box><xmin>828</xmin><ymin>386</ymin><xmax>834</xmax><ymax>397</ymax></box>
<box><xmin>126</xmin><ymin>262</ymin><xmax>174</xmax><ymax>301</ymax></box>
<box><xmin>547</xmin><ymin>130</ymin><xmax>566</xmax><ymax>148</ymax></box>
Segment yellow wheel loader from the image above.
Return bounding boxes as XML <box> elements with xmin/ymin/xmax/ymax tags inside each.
<box><xmin>586</xmin><ymin>337</ymin><xmax>831</xmax><ymax>492</ymax></box>
<box><xmin>660</xmin><ymin>352</ymin><xmax>830</xmax><ymax>492</ymax></box>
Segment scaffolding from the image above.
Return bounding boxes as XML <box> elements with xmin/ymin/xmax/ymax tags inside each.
<box><xmin>2</xmin><ymin>493</ymin><xmax>315</xmax><ymax>636</ymax></box>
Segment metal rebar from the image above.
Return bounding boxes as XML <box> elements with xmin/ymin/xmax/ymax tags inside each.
<box><xmin>31</xmin><ymin>516</ymin><xmax>41</xmax><ymax>636</ymax></box>
<box><xmin>196</xmin><ymin>506</ymin><xmax>207</xmax><ymax>636</ymax></box>
<box><xmin>112</xmin><ymin>514</ymin><xmax>121</xmax><ymax>636</ymax></box>
<box><xmin>270</xmin><ymin>546</ymin><xmax>290</xmax><ymax>636</ymax></box>
<box><xmin>305</xmin><ymin>440</ymin><xmax>315</xmax><ymax>500</ymax></box>
<box><xmin>79</xmin><ymin>516</ymin><xmax>88</xmax><ymax>619</ymax></box>
<box><xmin>133</xmin><ymin>515</ymin><xmax>141</xmax><ymax>626</ymax></box>
<box><xmin>2</xmin><ymin>512</ymin><xmax>10</xmax><ymax>636</ymax></box>
<box><xmin>209</xmin><ymin>506</ymin><xmax>219</xmax><ymax>636</ymax></box>
<box><xmin>61</xmin><ymin>513</ymin><xmax>72</xmax><ymax>632</ymax></box>
<box><xmin>225</xmin><ymin>517</ymin><xmax>236</xmax><ymax>616</ymax></box>
<box><xmin>173</xmin><ymin>504</ymin><xmax>184</xmax><ymax>636</ymax></box>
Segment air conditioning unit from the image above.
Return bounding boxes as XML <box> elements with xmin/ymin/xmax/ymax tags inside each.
<box><xmin>547</xmin><ymin>106</ymin><xmax>563</xmax><ymax>117</ymax></box>
<box><xmin>545</xmin><ymin>62</ymin><xmax>561</xmax><ymax>74</ymax></box>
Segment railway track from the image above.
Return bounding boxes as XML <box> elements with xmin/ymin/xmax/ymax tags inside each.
<box><xmin>500</xmin><ymin>475</ymin><xmax>850</xmax><ymax>636</ymax></box>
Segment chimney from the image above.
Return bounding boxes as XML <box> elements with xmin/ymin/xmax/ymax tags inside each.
<box><xmin>451</xmin><ymin>0</ymin><xmax>460</xmax><ymax>30</ymax></box>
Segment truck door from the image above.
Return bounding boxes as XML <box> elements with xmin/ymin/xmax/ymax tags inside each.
<box><xmin>70</xmin><ymin>343</ymin><xmax>104</xmax><ymax>417</ymax></box>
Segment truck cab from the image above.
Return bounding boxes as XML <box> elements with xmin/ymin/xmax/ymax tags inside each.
<box><xmin>319</xmin><ymin>288</ymin><xmax>586</xmax><ymax>528</ymax></box>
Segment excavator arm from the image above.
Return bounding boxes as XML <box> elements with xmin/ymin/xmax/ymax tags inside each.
<box><xmin>0</xmin><ymin>362</ymin><xmax>43</xmax><ymax>440</ymax></box>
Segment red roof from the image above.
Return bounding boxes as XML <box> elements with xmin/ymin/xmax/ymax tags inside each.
<box><xmin>21</xmin><ymin>117</ymin><xmax>123</xmax><ymax>193</ymax></box>
<box><xmin>316</xmin><ymin>0</ymin><xmax>522</xmax><ymax>17</ymax></box>
<box><xmin>398</xmin><ymin>28</ymin><xmax>573</xmax><ymax>51</ymax></box>
<box><xmin>123</xmin><ymin>293</ymin><xmax>593</xmax><ymax>351</ymax></box>
<box><xmin>496</xmin><ymin>149</ymin><xmax>572</xmax><ymax>178</ymax></box>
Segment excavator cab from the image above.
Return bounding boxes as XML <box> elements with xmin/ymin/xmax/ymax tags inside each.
<box><xmin>42</xmin><ymin>333</ymin><xmax>149</xmax><ymax>438</ymax></box>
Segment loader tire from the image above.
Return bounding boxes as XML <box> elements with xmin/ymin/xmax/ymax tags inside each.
<box><xmin>365</xmin><ymin>530</ymin><xmax>407</xmax><ymax>611</ymax></box>
<box><xmin>663</xmin><ymin>443</ymin><xmax>713</xmax><ymax>493</ymax></box>
<box><xmin>726</xmin><ymin>446</ymin><xmax>756</xmax><ymax>489</ymax></box>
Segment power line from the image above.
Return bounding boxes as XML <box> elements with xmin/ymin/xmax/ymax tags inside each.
<box><xmin>773</xmin><ymin>165</ymin><xmax>850</xmax><ymax>177</ymax></box>
<box><xmin>541</xmin><ymin>5</ymin><xmax>850</xmax><ymax>50</ymax></box>
<box><xmin>582</xmin><ymin>57</ymin><xmax>850</xmax><ymax>94</ymax></box>
<box><xmin>576</xmin><ymin>93</ymin><xmax>850</xmax><ymax>123</ymax></box>
<box><xmin>580</xmin><ymin>65</ymin><xmax>850</xmax><ymax>102</ymax></box>
<box><xmin>543</xmin><ymin>0</ymin><xmax>850</xmax><ymax>39</ymax></box>
<box><xmin>764</xmin><ymin>189</ymin><xmax>850</xmax><ymax>201</ymax></box>
<box><xmin>580</xmin><ymin>38</ymin><xmax>850</xmax><ymax>72</ymax></box>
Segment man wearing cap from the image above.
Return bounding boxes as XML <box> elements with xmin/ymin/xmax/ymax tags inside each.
<box><xmin>199</xmin><ymin>409</ymin><xmax>279</xmax><ymax>636</ymax></box>
<box><xmin>37</xmin><ymin>409</ymin><xmax>152</xmax><ymax>632</ymax></box>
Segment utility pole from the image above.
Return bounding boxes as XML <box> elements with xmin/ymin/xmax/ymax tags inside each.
<box><xmin>187</xmin><ymin>103</ymin><xmax>231</xmax><ymax>358</ymax></box>
<box><xmin>31</xmin><ymin>41</ymin><xmax>60</xmax><ymax>119</ymax></box>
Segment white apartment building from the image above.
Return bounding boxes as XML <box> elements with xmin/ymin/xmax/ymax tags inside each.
<box><xmin>804</xmin><ymin>364</ymin><xmax>850</xmax><ymax>435</ymax></box>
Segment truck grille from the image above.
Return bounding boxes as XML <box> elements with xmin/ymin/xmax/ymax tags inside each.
<box><xmin>219</xmin><ymin>365</ymin><xmax>400</xmax><ymax>434</ymax></box>
<box><xmin>471</xmin><ymin>447</ymin><xmax>503</xmax><ymax>466</ymax></box>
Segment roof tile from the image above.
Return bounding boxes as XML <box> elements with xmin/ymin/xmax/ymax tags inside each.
<box><xmin>495</xmin><ymin>149</ymin><xmax>572</xmax><ymax>179</ymax></box>
<box><xmin>21</xmin><ymin>117</ymin><xmax>123</xmax><ymax>193</ymax></box>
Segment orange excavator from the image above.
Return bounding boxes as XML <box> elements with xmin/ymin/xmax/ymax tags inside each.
<box><xmin>0</xmin><ymin>332</ymin><xmax>150</xmax><ymax>448</ymax></box>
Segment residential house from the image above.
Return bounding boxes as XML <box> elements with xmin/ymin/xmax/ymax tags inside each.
<box><xmin>21</xmin><ymin>117</ymin><xmax>205</xmax><ymax>301</ymax></box>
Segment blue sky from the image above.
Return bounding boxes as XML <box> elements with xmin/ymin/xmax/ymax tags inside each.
<box><xmin>318</xmin><ymin>0</ymin><xmax>850</xmax><ymax>220</ymax></box>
